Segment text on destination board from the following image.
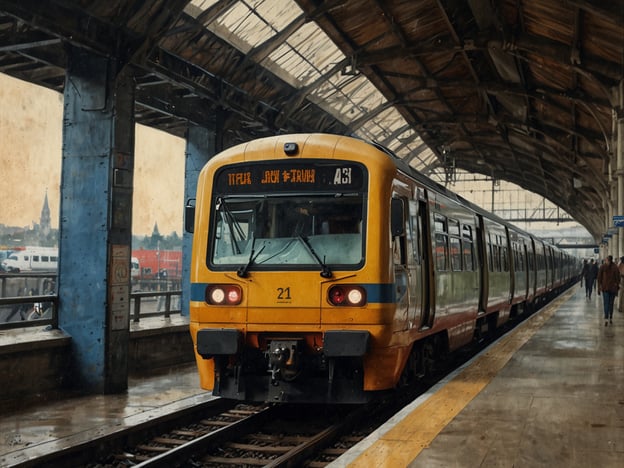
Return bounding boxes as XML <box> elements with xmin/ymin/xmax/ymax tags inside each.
<box><xmin>261</xmin><ymin>169</ymin><xmax>316</xmax><ymax>184</ymax></box>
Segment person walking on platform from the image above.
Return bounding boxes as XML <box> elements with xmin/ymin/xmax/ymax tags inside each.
<box><xmin>585</xmin><ymin>259</ymin><xmax>598</xmax><ymax>300</ymax></box>
<box><xmin>619</xmin><ymin>257</ymin><xmax>624</xmax><ymax>313</ymax></box>
<box><xmin>580</xmin><ymin>259</ymin><xmax>588</xmax><ymax>289</ymax></box>
<box><xmin>598</xmin><ymin>255</ymin><xmax>620</xmax><ymax>326</ymax></box>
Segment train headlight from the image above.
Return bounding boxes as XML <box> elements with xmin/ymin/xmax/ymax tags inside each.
<box><xmin>328</xmin><ymin>285</ymin><xmax>366</xmax><ymax>306</ymax></box>
<box><xmin>206</xmin><ymin>284</ymin><xmax>242</xmax><ymax>305</ymax></box>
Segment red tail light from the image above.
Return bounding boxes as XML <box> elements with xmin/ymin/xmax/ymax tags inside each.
<box><xmin>328</xmin><ymin>285</ymin><xmax>366</xmax><ymax>306</ymax></box>
<box><xmin>206</xmin><ymin>284</ymin><xmax>243</xmax><ymax>305</ymax></box>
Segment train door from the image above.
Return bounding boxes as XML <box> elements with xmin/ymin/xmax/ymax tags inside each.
<box><xmin>475</xmin><ymin>214</ymin><xmax>488</xmax><ymax>314</ymax></box>
<box><xmin>406</xmin><ymin>198</ymin><xmax>425</xmax><ymax>330</ymax></box>
<box><xmin>391</xmin><ymin>195</ymin><xmax>410</xmax><ymax>331</ymax></box>
<box><xmin>419</xmin><ymin>196</ymin><xmax>435</xmax><ymax>329</ymax></box>
<box><xmin>506</xmin><ymin>228</ymin><xmax>515</xmax><ymax>303</ymax></box>
<box><xmin>526</xmin><ymin>242</ymin><xmax>535</xmax><ymax>301</ymax></box>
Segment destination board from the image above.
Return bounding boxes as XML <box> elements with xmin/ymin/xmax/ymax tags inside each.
<box><xmin>214</xmin><ymin>160</ymin><xmax>366</xmax><ymax>193</ymax></box>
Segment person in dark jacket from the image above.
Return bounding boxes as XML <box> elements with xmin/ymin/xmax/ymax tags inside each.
<box><xmin>598</xmin><ymin>255</ymin><xmax>620</xmax><ymax>326</ymax></box>
<box><xmin>584</xmin><ymin>258</ymin><xmax>598</xmax><ymax>300</ymax></box>
<box><xmin>618</xmin><ymin>257</ymin><xmax>624</xmax><ymax>313</ymax></box>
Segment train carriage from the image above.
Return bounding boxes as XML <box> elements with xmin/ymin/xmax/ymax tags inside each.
<box><xmin>423</xmin><ymin>190</ymin><xmax>480</xmax><ymax>351</ymax></box>
<box><xmin>186</xmin><ymin>133</ymin><xmax>578</xmax><ymax>404</ymax></box>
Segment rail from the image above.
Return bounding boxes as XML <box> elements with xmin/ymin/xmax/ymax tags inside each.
<box><xmin>0</xmin><ymin>272</ymin><xmax>182</xmax><ymax>330</ymax></box>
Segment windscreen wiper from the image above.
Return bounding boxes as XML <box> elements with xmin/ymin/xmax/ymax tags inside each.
<box><xmin>237</xmin><ymin>238</ymin><xmax>264</xmax><ymax>278</ymax></box>
<box><xmin>297</xmin><ymin>235</ymin><xmax>332</xmax><ymax>278</ymax></box>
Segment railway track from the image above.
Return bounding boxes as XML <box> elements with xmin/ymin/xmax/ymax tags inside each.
<box><xmin>95</xmin><ymin>400</ymin><xmax>387</xmax><ymax>467</ymax></box>
<box><xmin>23</xmin><ymin>307</ymin><xmax>536</xmax><ymax>468</ymax></box>
<box><xmin>26</xmin><ymin>392</ymin><xmax>410</xmax><ymax>467</ymax></box>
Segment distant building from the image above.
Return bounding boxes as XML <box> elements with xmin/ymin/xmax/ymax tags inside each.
<box><xmin>40</xmin><ymin>190</ymin><xmax>51</xmax><ymax>237</ymax></box>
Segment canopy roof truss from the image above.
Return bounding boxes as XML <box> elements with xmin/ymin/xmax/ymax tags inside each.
<box><xmin>0</xmin><ymin>0</ymin><xmax>622</xmax><ymax>239</ymax></box>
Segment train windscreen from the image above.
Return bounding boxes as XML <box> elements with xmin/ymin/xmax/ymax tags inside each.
<box><xmin>209</xmin><ymin>161</ymin><xmax>367</xmax><ymax>271</ymax></box>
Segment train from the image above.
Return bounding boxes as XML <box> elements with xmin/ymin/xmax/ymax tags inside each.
<box><xmin>0</xmin><ymin>246</ymin><xmax>181</xmax><ymax>281</ymax></box>
<box><xmin>1</xmin><ymin>247</ymin><xmax>58</xmax><ymax>272</ymax></box>
<box><xmin>186</xmin><ymin>133</ymin><xmax>580</xmax><ymax>404</ymax></box>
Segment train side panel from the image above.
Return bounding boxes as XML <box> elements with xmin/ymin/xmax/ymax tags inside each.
<box><xmin>426</xmin><ymin>190</ymin><xmax>480</xmax><ymax>351</ymax></box>
<box><xmin>187</xmin><ymin>133</ymin><xmax>578</xmax><ymax>404</ymax></box>
<box><xmin>480</xmin><ymin>216</ymin><xmax>513</xmax><ymax>324</ymax></box>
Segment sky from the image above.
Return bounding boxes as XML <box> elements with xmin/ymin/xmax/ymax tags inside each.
<box><xmin>0</xmin><ymin>73</ymin><xmax>186</xmax><ymax>236</ymax></box>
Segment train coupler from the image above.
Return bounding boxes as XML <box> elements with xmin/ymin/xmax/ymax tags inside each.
<box><xmin>267</xmin><ymin>339</ymin><xmax>302</xmax><ymax>385</ymax></box>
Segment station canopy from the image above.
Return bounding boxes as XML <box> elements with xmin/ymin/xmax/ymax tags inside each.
<box><xmin>0</xmin><ymin>0</ymin><xmax>622</xmax><ymax>239</ymax></box>
<box><xmin>184</xmin><ymin>0</ymin><xmax>438</xmax><ymax>170</ymax></box>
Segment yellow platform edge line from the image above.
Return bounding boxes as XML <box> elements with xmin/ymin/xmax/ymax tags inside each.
<box><xmin>348</xmin><ymin>289</ymin><xmax>575</xmax><ymax>468</ymax></box>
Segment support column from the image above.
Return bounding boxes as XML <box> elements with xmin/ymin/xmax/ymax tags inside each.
<box><xmin>608</xmin><ymin>187</ymin><xmax>615</xmax><ymax>257</ymax></box>
<box><xmin>617</xmin><ymin>80</ymin><xmax>624</xmax><ymax>258</ymax></box>
<box><xmin>58</xmin><ymin>47</ymin><xmax>135</xmax><ymax>393</ymax></box>
<box><xmin>182</xmin><ymin>126</ymin><xmax>217</xmax><ymax>316</ymax></box>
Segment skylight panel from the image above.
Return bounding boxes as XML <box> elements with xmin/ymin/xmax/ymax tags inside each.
<box><xmin>251</xmin><ymin>0</ymin><xmax>302</xmax><ymax>31</ymax></box>
<box><xmin>189</xmin><ymin>0</ymin><xmax>218</xmax><ymax>10</ymax></box>
<box><xmin>187</xmin><ymin>0</ymin><xmax>435</xmax><ymax>170</ymax></box>
<box><xmin>215</xmin><ymin>1</ymin><xmax>275</xmax><ymax>50</ymax></box>
<box><xmin>339</xmin><ymin>76</ymin><xmax>385</xmax><ymax>116</ymax></box>
<box><xmin>282</xmin><ymin>22</ymin><xmax>344</xmax><ymax>82</ymax></box>
<box><xmin>268</xmin><ymin>43</ymin><xmax>319</xmax><ymax>85</ymax></box>
<box><xmin>310</xmin><ymin>76</ymin><xmax>366</xmax><ymax>121</ymax></box>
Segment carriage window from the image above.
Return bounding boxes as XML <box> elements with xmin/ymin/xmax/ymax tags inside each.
<box><xmin>501</xmin><ymin>248</ymin><xmax>509</xmax><ymax>271</ymax></box>
<box><xmin>500</xmin><ymin>236</ymin><xmax>508</xmax><ymax>272</ymax></box>
<box><xmin>462</xmin><ymin>225</ymin><xmax>474</xmax><ymax>271</ymax></box>
<box><xmin>487</xmin><ymin>233</ymin><xmax>494</xmax><ymax>272</ymax></box>
<box><xmin>514</xmin><ymin>244</ymin><xmax>525</xmax><ymax>272</ymax></box>
<box><xmin>409</xmin><ymin>200</ymin><xmax>420</xmax><ymax>263</ymax></box>
<box><xmin>448</xmin><ymin>219</ymin><xmax>460</xmax><ymax>236</ymax></box>
<box><xmin>434</xmin><ymin>213</ymin><xmax>448</xmax><ymax>271</ymax></box>
<box><xmin>490</xmin><ymin>234</ymin><xmax>503</xmax><ymax>272</ymax></box>
<box><xmin>450</xmin><ymin>236</ymin><xmax>461</xmax><ymax>271</ymax></box>
<box><xmin>447</xmin><ymin>219</ymin><xmax>461</xmax><ymax>270</ymax></box>
<box><xmin>435</xmin><ymin>233</ymin><xmax>449</xmax><ymax>271</ymax></box>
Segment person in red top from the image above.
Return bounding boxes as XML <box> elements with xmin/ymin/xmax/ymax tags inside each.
<box><xmin>598</xmin><ymin>255</ymin><xmax>621</xmax><ymax>326</ymax></box>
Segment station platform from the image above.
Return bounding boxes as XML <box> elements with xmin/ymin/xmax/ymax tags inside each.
<box><xmin>0</xmin><ymin>362</ymin><xmax>212</xmax><ymax>467</ymax></box>
<box><xmin>332</xmin><ymin>286</ymin><xmax>624</xmax><ymax>467</ymax></box>
<box><xmin>0</xmin><ymin>286</ymin><xmax>621</xmax><ymax>467</ymax></box>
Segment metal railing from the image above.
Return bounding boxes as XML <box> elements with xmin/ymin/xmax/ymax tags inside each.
<box><xmin>131</xmin><ymin>290</ymin><xmax>182</xmax><ymax>322</ymax></box>
<box><xmin>0</xmin><ymin>272</ymin><xmax>182</xmax><ymax>330</ymax></box>
<box><xmin>0</xmin><ymin>293</ymin><xmax>59</xmax><ymax>330</ymax></box>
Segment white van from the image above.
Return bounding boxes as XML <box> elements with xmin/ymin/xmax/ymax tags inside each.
<box><xmin>131</xmin><ymin>257</ymin><xmax>140</xmax><ymax>279</ymax></box>
<box><xmin>1</xmin><ymin>247</ymin><xmax>58</xmax><ymax>272</ymax></box>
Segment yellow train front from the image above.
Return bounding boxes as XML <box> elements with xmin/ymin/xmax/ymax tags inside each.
<box><xmin>189</xmin><ymin>134</ymin><xmax>406</xmax><ymax>403</ymax></box>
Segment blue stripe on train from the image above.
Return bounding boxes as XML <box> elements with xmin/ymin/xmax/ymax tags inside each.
<box><xmin>190</xmin><ymin>282</ymin><xmax>207</xmax><ymax>302</ymax></box>
<box><xmin>190</xmin><ymin>282</ymin><xmax>396</xmax><ymax>304</ymax></box>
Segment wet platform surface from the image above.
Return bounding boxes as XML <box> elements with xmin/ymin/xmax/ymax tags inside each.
<box><xmin>0</xmin><ymin>363</ymin><xmax>212</xmax><ymax>467</ymax></box>
<box><xmin>1</xmin><ymin>286</ymin><xmax>622</xmax><ymax>467</ymax></box>
<box><xmin>332</xmin><ymin>287</ymin><xmax>624</xmax><ymax>467</ymax></box>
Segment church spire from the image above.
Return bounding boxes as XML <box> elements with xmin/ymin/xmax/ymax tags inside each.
<box><xmin>40</xmin><ymin>189</ymin><xmax>51</xmax><ymax>236</ymax></box>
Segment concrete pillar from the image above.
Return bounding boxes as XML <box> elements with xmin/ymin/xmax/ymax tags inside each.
<box><xmin>602</xmin><ymin>195</ymin><xmax>610</xmax><ymax>259</ymax></box>
<box><xmin>609</xmin><ymin>186</ymin><xmax>616</xmax><ymax>257</ymax></box>
<box><xmin>58</xmin><ymin>47</ymin><xmax>134</xmax><ymax>393</ymax></box>
<box><xmin>182</xmin><ymin>126</ymin><xmax>217</xmax><ymax>316</ymax></box>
